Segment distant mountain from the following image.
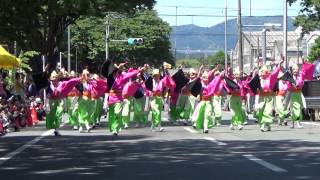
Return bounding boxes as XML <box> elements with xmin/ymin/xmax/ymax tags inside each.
<box><xmin>170</xmin><ymin>16</ymin><xmax>296</xmax><ymax>55</ymax></box>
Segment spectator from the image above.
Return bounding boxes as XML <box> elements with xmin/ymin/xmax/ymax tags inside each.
<box><xmin>14</xmin><ymin>73</ymin><xmax>25</xmax><ymax>99</ymax></box>
<box><xmin>0</xmin><ymin>75</ymin><xmax>7</xmax><ymax>98</ymax></box>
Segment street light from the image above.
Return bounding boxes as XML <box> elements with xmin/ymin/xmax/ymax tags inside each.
<box><xmin>261</xmin><ymin>24</ymin><xmax>281</xmax><ymax>64</ymax></box>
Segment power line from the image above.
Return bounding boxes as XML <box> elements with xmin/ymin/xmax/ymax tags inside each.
<box><xmin>172</xmin><ymin>33</ymin><xmax>299</xmax><ymax>36</ymax></box>
<box><xmin>159</xmin><ymin>14</ymin><xmax>297</xmax><ymax>18</ymax></box>
<box><xmin>156</xmin><ymin>5</ymin><xmax>300</xmax><ymax>11</ymax></box>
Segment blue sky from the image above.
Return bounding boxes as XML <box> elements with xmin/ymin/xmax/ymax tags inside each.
<box><xmin>154</xmin><ymin>0</ymin><xmax>303</xmax><ymax>27</ymax></box>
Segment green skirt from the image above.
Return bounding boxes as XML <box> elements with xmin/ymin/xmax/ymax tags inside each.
<box><xmin>291</xmin><ymin>92</ymin><xmax>303</xmax><ymax>121</ymax></box>
<box><xmin>46</xmin><ymin>99</ymin><xmax>64</xmax><ymax>129</ymax></box>
<box><xmin>258</xmin><ymin>95</ymin><xmax>274</xmax><ymax>125</ymax></box>
<box><xmin>133</xmin><ymin>97</ymin><xmax>148</xmax><ymax>124</ymax></box>
<box><xmin>108</xmin><ymin>102</ymin><xmax>123</xmax><ymax>133</ymax></box>
<box><xmin>230</xmin><ymin>95</ymin><xmax>245</xmax><ymax>126</ymax></box>
<box><xmin>78</xmin><ymin>97</ymin><xmax>95</xmax><ymax>125</ymax></box>
<box><xmin>192</xmin><ymin>101</ymin><xmax>213</xmax><ymax>130</ymax></box>
<box><xmin>150</xmin><ymin>96</ymin><xmax>164</xmax><ymax>127</ymax></box>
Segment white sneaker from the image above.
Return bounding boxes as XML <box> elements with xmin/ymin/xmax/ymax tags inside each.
<box><xmin>230</xmin><ymin>124</ymin><xmax>235</xmax><ymax>130</ymax></box>
<box><xmin>78</xmin><ymin>126</ymin><xmax>84</xmax><ymax>133</ymax></box>
<box><xmin>159</xmin><ymin>127</ymin><xmax>164</xmax><ymax>132</ymax></box>
<box><xmin>260</xmin><ymin>127</ymin><xmax>266</xmax><ymax>132</ymax></box>
<box><xmin>238</xmin><ymin>125</ymin><xmax>243</xmax><ymax>130</ymax></box>
<box><xmin>297</xmin><ymin>123</ymin><xmax>304</xmax><ymax>129</ymax></box>
<box><xmin>73</xmin><ymin>126</ymin><xmax>78</xmax><ymax>130</ymax></box>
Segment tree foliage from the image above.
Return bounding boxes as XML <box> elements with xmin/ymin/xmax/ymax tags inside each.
<box><xmin>0</xmin><ymin>0</ymin><xmax>155</xmax><ymax>70</ymax></box>
<box><xmin>71</xmin><ymin>10</ymin><xmax>173</xmax><ymax>70</ymax></box>
<box><xmin>287</xmin><ymin>0</ymin><xmax>320</xmax><ymax>34</ymax></box>
<box><xmin>207</xmin><ymin>51</ymin><xmax>229</xmax><ymax>66</ymax></box>
<box><xmin>287</xmin><ymin>0</ymin><xmax>320</xmax><ymax>62</ymax></box>
<box><xmin>176</xmin><ymin>59</ymin><xmax>202</xmax><ymax>68</ymax></box>
<box><xmin>308</xmin><ymin>37</ymin><xmax>320</xmax><ymax>62</ymax></box>
<box><xmin>18</xmin><ymin>51</ymin><xmax>40</xmax><ymax>71</ymax></box>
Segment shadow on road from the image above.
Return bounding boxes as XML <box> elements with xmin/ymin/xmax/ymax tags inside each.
<box><xmin>1</xmin><ymin>130</ymin><xmax>320</xmax><ymax>180</ymax></box>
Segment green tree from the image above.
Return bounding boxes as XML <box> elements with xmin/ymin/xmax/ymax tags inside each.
<box><xmin>18</xmin><ymin>51</ymin><xmax>40</xmax><ymax>71</ymax></box>
<box><xmin>288</xmin><ymin>0</ymin><xmax>320</xmax><ymax>34</ymax></box>
<box><xmin>71</xmin><ymin>10</ymin><xmax>173</xmax><ymax>70</ymax></box>
<box><xmin>0</xmin><ymin>0</ymin><xmax>155</xmax><ymax>70</ymax></box>
<box><xmin>110</xmin><ymin>10</ymin><xmax>173</xmax><ymax>67</ymax></box>
<box><xmin>176</xmin><ymin>59</ymin><xmax>201</xmax><ymax>68</ymax></box>
<box><xmin>308</xmin><ymin>37</ymin><xmax>320</xmax><ymax>62</ymax></box>
<box><xmin>207</xmin><ymin>51</ymin><xmax>229</xmax><ymax>66</ymax></box>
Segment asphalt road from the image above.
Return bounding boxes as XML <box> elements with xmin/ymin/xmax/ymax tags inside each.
<box><xmin>1</xmin><ymin>112</ymin><xmax>320</xmax><ymax>180</ymax></box>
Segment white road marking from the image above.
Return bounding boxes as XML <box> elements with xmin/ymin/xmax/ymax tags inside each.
<box><xmin>183</xmin><ymin>123</ymin><xmax>288</xmax><ymax>173</ymax></box>
<box><xmin>0</xmin><ymin>122</ymin><xmax>67</xmax><ymax>166</ymax></box>
<box><xmin>203</xmin><ymin>137</ymin><xmax>227</xmax><ymax>146</ymax></box>
<box><xmin>183</xmin><ymin>127</ymin><xmax>197</xmax><ymax>134</ymax></box>
<box><xmin>243</xmin><ymin>154</ymin><xmax>288</xmax><ymax>173</ymax></box>
<box><xmin>301</xmin><ymin>122</ymin><xmax>320</xmax><ymax>127</ymax></box>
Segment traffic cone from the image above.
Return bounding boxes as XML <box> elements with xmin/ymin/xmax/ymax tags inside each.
<box><xmin>31</xmin><ymin>107</ymin><xmax>39</xmax><ymax>125</ymax></box>
<box><xmin>26</xmin><ymin>108</ymin><xmax>33</xmax><ymax>127</ymax></box>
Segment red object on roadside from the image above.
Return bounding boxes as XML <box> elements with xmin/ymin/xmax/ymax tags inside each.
<box><xmin>0</xmin><ymin>121</ymin><xmax>4</xmax><ymax>134</ymax></box>
<box><xmin>31</xmin><ymin>107</ymin><xmax>39</xmax><ymax>125</ymax></box>
<box><xmin>26</xmin><ymin>108</ymin><xmax>33</xmax><ymax>127</ymax></box>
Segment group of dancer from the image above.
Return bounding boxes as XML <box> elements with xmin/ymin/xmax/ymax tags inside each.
<box><xmin>36</xmin><ymin>58</ymin><xmax>315</xmax><ymax>136</ymax></box>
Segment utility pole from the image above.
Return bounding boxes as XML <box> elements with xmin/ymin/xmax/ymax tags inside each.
<box><xmin>238</xmin><ymin>0</ymin><xmax>243</xmax><ymax>72</ymax></box>
<box><xmin>67</xmin><ymin>25</ymin><xmax>71</xmax><ymax>72</ymax></box>
<box><xmin>175</xmin><ymin>6</ymin><xmax>178</xmax><ymax>62</ymax></box>
<box><xmin>257</xmin><ymin>37</ymin><xmax>260</xmax><ymax>67</ymax></box>
<box><xmin>249</xmin><ymin>0</ymin><xmax>253</xmax><ymax>69</ymax></box>
<box><xmin>224</xmin><ymin>0</ymin><xmax>228</xmax><ymax>70</ymax></box>
<box><xmin>75</xmin><ymin>47</ymin><xmax>78</xmax><ymax>74</ymax></box>
<box><xmin>297</xmin><ymin>38</ymin><xmax>300</xmax><ymax>64</ymax></box>
<box><xmin>283</xmin><ymin>0</ymin><xmax>288</xmax><ymax>67</ymax></box>
<box><xmin>105</xmin><ymin>14</ymin><xmax>110</xmax><ymax>60</ymax></box>
<box><xmin>14</xmin><ymin>41</ymin><xmax>17</xmax><ymax>56</ymax></box>
<box><xmin>42</xmin><ymin>55</ymin><xmax>46</xmax><ymax>104</ymax></box>
<box><xmin>250</xmin><ymin>0</ymin><xmax>252</xmax><ymax>17</ymax></box>
<box><xmin>59</xmin><ymin>52</ymin><xmax>62</xmax><ymax>69</ymax></box>
<box><xmin>262</xmin><ymin>29</ymin><xmax>268</xmax><ymax>64</ymax></box>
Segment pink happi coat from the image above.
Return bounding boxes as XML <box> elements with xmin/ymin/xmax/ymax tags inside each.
<box><xmin>108</xmin><ymin>70</ymin><xmax>139</xmax><ymax>105</ymax></box>
<box><xmin>50</xmin><ymin>78</ymin><xmax>81</xmax><ymax>98</ymax></box>
<box><xmin>122</xmin><ymin>81</ymin><xmax>140</xmax><ymax>98</ymax></box>
<box><xmin>91</xmin><ymin>79</ymin><xmax>108</xmax><ymax>98</ymax></box>
<box><xmin>260</xmin><ymin>66</ymin><xmax>281</xmax><ymax>92</ymax></box>
<box><xmin>151</xmin><ymin>75</ymin><xmax>176</xmax><ymax>96</ymax></box>
<box><xmin>198</xmin><ymin>74</ymin><xmax>223</xmax><ymax>99</ymax></box>
<box><xmin>243</xmin><ymin>77</ymin><xmax>255</xmax><ymax>97</ymax></box>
